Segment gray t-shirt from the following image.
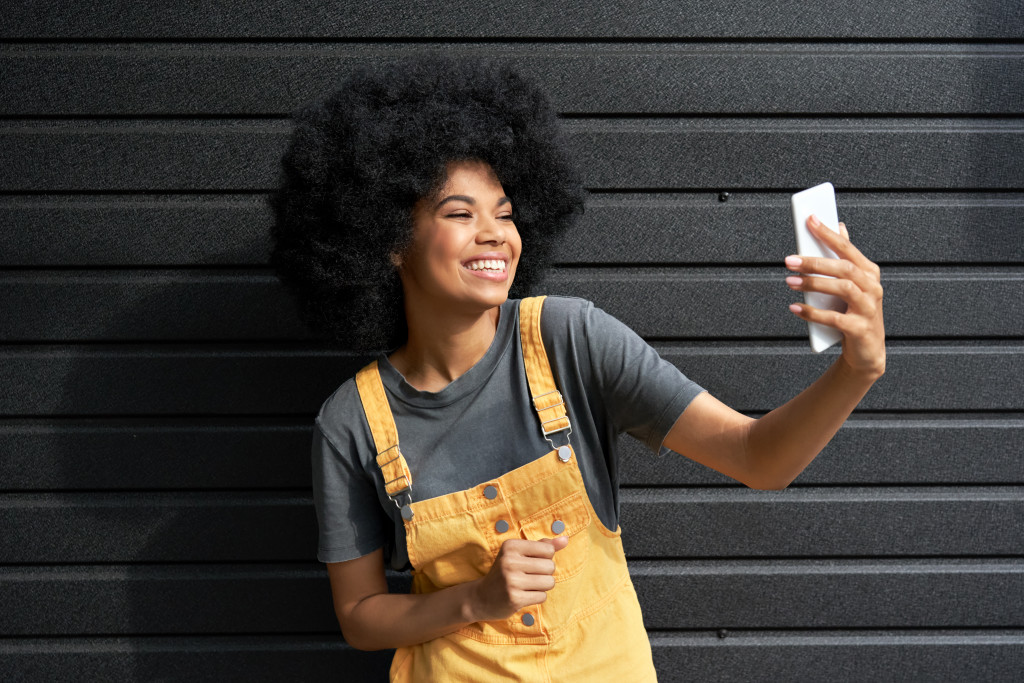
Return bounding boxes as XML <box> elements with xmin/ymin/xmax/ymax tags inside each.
<box><xmin>312</xmin><ymin>296</ymin><xmax>706</xmax><ymax>569</ymax></box>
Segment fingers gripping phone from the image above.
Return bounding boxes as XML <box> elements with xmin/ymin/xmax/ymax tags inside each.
<box><xmin>791</xmin><ymin>182</ymin><xmax>845</xmax><ymax>352</ymax></box>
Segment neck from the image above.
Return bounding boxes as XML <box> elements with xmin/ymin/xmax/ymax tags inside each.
<box><xmin>390</xmin><ymin>297</ymin><xmax>503</xmax><ymax>392</ymax></box>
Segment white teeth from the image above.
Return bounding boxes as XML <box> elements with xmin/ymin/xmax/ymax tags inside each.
<box><xmin>467</xmin><ymin>259</ymin><xmax>506</xmax><ymax>272</ymax></box>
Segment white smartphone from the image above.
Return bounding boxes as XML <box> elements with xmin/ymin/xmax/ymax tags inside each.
<box><xmin>791</xmin><ymin>182</ymin><xmax>845</xmax><ymax>353</ymax></box>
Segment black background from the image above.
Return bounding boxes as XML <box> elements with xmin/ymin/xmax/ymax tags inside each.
<box><xmin>2</xmin><ymin>2</ymin><xmax>1022</xmax><ymax>680</ymax></box>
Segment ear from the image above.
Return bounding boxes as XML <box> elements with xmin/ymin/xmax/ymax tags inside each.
<box><xmin>390</xmin><ymin>252</ymin><xmax>403</xmax><ymax>269</ymax></box>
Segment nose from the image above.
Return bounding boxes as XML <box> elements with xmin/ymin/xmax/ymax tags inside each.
<box><xmin>476</xmin><ymin>214</ymin><xmax>509</xmax><ymax>245</ymax></box>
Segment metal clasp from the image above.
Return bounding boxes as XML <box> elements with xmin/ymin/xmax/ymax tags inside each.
<box><xmin>532</xmin><ymin>390</ymin><xmax>572</xmax><ymax>452</ymax></box>
<box><xmin>386</xmin><ymin>480</ymin><xmax>413</xmax><ymax>520</ymax></box>
<box><xmin>377</xmin><ymin>444</ymin><xmax>413</xmax><ymax>517</ymax></box>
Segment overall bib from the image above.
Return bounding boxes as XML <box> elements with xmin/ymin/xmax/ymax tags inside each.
<box><xmin>355</xmin><ymin>296</ymin><xmax>658</xmax><ymax>682</ymax></box>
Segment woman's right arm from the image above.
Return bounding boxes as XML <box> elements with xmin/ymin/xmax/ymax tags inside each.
<box><xmin>327</xmin><ymin>537</ymin><xmax>568</xmax><ymax>651</ymax></box>
<box><xmin>327</xmin><ymin>548</ymin><xmax>476</xmax><ymax>651</ymax></box>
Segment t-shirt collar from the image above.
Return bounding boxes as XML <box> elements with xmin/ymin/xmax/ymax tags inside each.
<box><xmin>377</xmin><ymin>298</ymin><xmax>518</xmax><ymax>408</ymax></box>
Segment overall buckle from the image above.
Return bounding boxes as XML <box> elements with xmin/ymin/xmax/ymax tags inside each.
<box><xmin>532</xmin><ymin>390</ymin><xmax>573</xmax><ymax>460</ymax></box>
<box><xmin>378</xmin><ymin>444</ymin><xmax>414</xmax><ymax>519</ymax></box>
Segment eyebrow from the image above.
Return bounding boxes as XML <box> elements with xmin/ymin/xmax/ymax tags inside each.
<box><xmin>435</xmin><ymin>195</ymin><xmax>511</xmax><ymax>210</ymax></box>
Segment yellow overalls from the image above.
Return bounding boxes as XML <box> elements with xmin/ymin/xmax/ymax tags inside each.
<box><xmin>355</xmin><ymin>296</ymin><xmax>658</xmax><ymax>682</ymax></box>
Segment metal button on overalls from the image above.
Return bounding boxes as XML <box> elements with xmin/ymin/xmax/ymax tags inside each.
<box><xmin>355</xmin><ymin>296</ymin><xmax>657</xmax><ymax>682</ymax></box>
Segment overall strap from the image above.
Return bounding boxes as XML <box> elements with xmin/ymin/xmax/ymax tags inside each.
<box><xmin>355</xmin><ymin>361</ymin><xmax>414</xmax><ymax>516</ymax></box>
<box><xmin>519</xmin><ymin>296</ymin><xmax>573</xmax><ymax>452</ymax></box>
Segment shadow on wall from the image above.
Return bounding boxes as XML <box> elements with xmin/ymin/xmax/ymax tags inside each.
<box><xmin>37</xmin><ymin>232</ymin><xmax>392</xmax><ymax>678</ymax></box>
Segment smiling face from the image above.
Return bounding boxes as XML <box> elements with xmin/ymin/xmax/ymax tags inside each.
<box><xmin>396</xmin><ymin>159</ymin><xmax>521</xmax><ymax>316</ymax></box>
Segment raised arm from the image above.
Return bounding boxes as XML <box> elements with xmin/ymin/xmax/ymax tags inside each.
<box><xmin>663</xmin><ymin>215</ymin><xmax>885</xmax><ymax>489</ymax></box>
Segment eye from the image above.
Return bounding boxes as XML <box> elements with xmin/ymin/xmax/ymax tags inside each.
<box><xmin>499</xmin><ymin>214</ymin><xmax>514</xmax><ymax>221</ymax></box>
<box><xmin>446</xmin><ymin>212</ymin><xmax>472</xmax><ymax>219</ymax></box>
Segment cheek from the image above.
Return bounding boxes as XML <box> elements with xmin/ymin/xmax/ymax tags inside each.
<box><xmin>423</xmin><ymin>237</ymin><xmax>458</xmax><ymax>268</ymax></box>
<box><xmin>510</xmin><ymin>227</ymin><xmax>523</xmax><ymax>257</ymax></box>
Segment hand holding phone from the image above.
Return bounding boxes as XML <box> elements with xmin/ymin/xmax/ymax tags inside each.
<box><xmin>790</xmin><ymin>182</ymin><xmax>845</xmax><ymax>352</ymax></box>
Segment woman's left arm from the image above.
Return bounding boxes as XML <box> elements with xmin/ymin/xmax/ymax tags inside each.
<box><xmin>662</xmin><ymin>215</ymin><xmax>885</xmax><ymax>490</ymax></box>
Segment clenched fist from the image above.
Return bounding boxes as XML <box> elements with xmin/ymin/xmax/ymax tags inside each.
<box><xmin>466</xmin><ymin>537</ymin><xmax>569</xmax><ymax>622</ymax></box>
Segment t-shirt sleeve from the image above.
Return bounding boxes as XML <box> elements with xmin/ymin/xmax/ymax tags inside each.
<box><xmin>311</xmin><ymin>418</ymin><xmax>390</xmax><ymax>563</ymax></box>
<box><xmin>582</xmin><ymin>300</ymin><xmax>706</xmax><ymax>455</ymax></box>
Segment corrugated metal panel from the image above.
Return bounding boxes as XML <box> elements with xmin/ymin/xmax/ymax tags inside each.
<box><xmin>0</xmin><ymin>346</ymin><xmax>1020</xmax><ymax>414</ymax></box>
<box><xmin>3</xmin><ymin>119</ymin><xmax>1023</xmax><ymax>190</ymax></box>
<box><xmin>1</xmin><ymin>268</ymin><xmax>1020</xmax><ymax>340</ymax></box>
<box><xmin>0</xmin><ymin>636</ymin><xmax>394</xmax><ymax>682</ymax></box>
<box><xmin>623</xmin><ymin>418</ymin><xmax>1024</xmax><ymax>485</ymax></box>
<box><xmin>2</xmin><ymin>44</ymin><xmax>1022</xmax><ymax>116</ymax></box>
<box><xmin>3</xmin><ymin>560</ymin><xmax>1022</xmax><ymax>633</ymax></box>
<box><xmin>619</xmin><ymin>488</ymin><xmax>1024</xmax><ymax>556</ymax></box>
<box><xmin>1</xmin><ymin>416</ymin><xmax>1020</xmax><ymax>490</ymax></box>
<box><xmin>3</xmin><ymin>1</ymin><xmax>1022</xmax><ymax>39</ymax></box>
<box><xmin>648</xmin><ymin>633</ymin><xmax>1024</xmax><ymax>683</ymax></box>
<box><xmin>3</xmin><ymin>193</ymin><xmax>1023</xmax><ymax>267</ymax></box>
<box><xmin>3</xmin><ymin>634</ymin><xmax>1021</xmax><ymax>682</ymax></box>
<box><xmin>3</xmin><ymin>489</ymin><xmax>1021</xmax><ymax>562</ymax></box>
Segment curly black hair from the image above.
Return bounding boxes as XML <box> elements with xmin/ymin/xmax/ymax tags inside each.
<box><xmin>268</xmin><ymin>55</ymin><xmax>586</xmax><ymax>350</ymax></box>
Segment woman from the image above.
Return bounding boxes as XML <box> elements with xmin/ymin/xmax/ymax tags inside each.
<box><xmin>270</xmin><ymin>56</ymin><xmax>885</xmax><ymax>681</ymax></box>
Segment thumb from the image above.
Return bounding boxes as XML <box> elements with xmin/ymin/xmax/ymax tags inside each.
<box><xmin>542</xmin><ymin>536</ymin><xmax>569</xmax><ymax>552</ymax></box>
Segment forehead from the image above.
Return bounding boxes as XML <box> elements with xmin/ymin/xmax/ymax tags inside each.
<box><xmin>437</xmin><ymin>160</ymin><xmax>505</xmax><ymax>196</ymax></box>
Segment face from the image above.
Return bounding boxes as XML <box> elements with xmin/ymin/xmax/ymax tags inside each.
<box><xmin>396</xmin><ymin>160</ymin><xmax>521</xmax><ymax>314</ymax></box>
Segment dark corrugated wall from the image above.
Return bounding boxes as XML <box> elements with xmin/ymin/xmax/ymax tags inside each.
<box><xmin>2</xmin><ymin>2</ymin><xmax>1023</xmax><ymax>680</ymax></box>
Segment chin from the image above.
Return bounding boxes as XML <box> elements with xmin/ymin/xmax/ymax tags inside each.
<box><xmin>464</xmin><ymin>279</ymin><xmax>515</xmax><ymax>310</ymax></box>
<box><xmin>476</xmin><ymin>291</ymin><xmax>510</xmax><ymax>310</ymax></box>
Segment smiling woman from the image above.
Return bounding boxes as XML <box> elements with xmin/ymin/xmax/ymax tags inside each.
<box><xmin>401</xmin><ymin>162</ymin><xmax>520</xmax><ymax>312</ymax></box>
<box><xmin>268</xmin><ymin>54</ymin><xmax>884</xmax><ymax>682</ymax></box>
<box><xmin>269</xmin><ymin>56</ymin><xmax>583</xmax><ymax>352</ymax></box>
<box><xmin>390</xmin><ymin>160</ymin><xmax>523</xmax><ymax>391</ymax></box>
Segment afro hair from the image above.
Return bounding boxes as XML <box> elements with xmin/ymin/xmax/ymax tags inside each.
<box><xmin>268</xmin><ymin>54</ymin><xmax>586</xmax><ymax>350</ymax></box>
